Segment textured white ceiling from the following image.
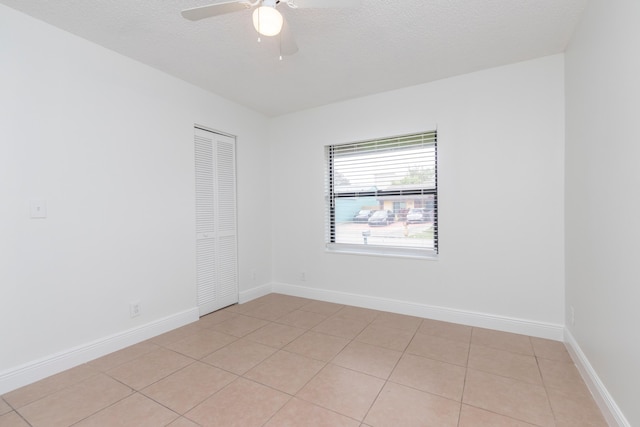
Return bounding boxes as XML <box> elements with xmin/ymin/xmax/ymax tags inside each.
<box><xmin>1</xmin><ymin>0</ymin><xmax>587</xmax><ymax>116</ymax></box>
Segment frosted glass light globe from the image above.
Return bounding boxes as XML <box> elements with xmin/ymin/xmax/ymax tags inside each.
<box><xmin>252</xmin><ymin>6</ymin><xmax>284</xmax><ymax>37</ymax></box>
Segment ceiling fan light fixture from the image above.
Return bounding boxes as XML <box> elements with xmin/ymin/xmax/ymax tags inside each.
<box><xmin>252</xmin><ymin>6</ymin><xmax>283</xmax><ymax>37</ymax></box>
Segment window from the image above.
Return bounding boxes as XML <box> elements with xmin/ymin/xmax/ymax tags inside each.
<box><xmin>325</xmin><ymin>131</ymin><xmax>438</xmax><ymax>258</ymax></box>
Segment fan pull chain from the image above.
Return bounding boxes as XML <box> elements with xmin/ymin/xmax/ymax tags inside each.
<box><xmin>257</xmin><ymin>8</ymin><xmax>261</xmax><ymax>42</ymax></box>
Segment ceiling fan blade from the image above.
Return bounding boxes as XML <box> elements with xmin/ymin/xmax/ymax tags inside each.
<box><xmin>285</xmin><ymin>0</ymin><xmax>361</xmax><ymax>8</ymax></box>
<box><xmin>279</xmin><ymin>17</ymin><xmax>298</xmax><ymax>56</ymax></box>
<box><xmin>181</xmin><ymin>1</ymin><xmax>252</xmax><ymax>21</ymax></box>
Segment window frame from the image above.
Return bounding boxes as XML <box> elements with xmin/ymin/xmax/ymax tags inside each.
<box><xmin>325</xmin><ymin>131</ymin><xmax>438</xmax><ymax>259</ymax></box>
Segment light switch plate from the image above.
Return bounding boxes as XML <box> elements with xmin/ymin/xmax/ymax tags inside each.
<box><xmin>30</xmin><ymin>200</ymin><xmax>47</xmax><ymax>218</ymax></box>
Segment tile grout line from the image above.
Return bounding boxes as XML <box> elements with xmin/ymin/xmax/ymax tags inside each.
<box><xmin>1</xmin><ymin>395</ymin><xmax>34</xmax><ymax>427</ymax></box>
<box><xmin>455</xmin><ymin>326</ymin><xmax>475</xmax><ymax>427</ymax></box>
<box><xmin>359</xmin><ymin>321</ymin><xmax>422</xmax><ymax>425</ymax></box>
<box><xmin>301</xmin><ymin>304</ymin><xmax>381</xmax><ymax>424</ymax></box>
<box><xmin>536</xmin><ymin>348</ymin><xmax>561</xmax><ymax>427</ymax></box>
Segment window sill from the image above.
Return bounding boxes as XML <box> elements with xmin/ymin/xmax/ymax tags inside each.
<box><xmin>326</xmin><ymin>243</ymin><xmax>438</xmax><ymax>260</ymax></box>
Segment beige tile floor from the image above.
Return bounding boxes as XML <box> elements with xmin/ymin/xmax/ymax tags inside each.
<box><xmin>0</xmin><ymin>293</ymin><xmax>609</xmax><ymax>427</ymax></box>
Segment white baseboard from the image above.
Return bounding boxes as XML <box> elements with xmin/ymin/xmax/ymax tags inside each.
<box><xmin>268</xmin><ymin>282</ymin><xmax>564</xmax><ymax>341</ymax></box>
<box><xmin>0</xmin><ymin>308</ymin><xmax>199</xmax><ymax>395</ymax></box>
<box><xmin>564</xmin><ymin>329</ymin><xmax>629</xmax><ymax>427</ymax></box>
<box><xmin>239</xmin><ymin>283</ymin><xmax>272</xmax><ymax>304</ymax></box>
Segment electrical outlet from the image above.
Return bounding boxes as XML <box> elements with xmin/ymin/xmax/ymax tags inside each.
<box><xmin>130</xmin><ymin>302</ymin><xmax>141</xmax><ymax>318</ymax></box>
<box><xmin>300</xmin><ymin>271</ymin><xmax>306</xmax><ymax>281</ymax></box>
<box><xmin>570</xmin><ymin>305</ymin><xmax>575</xmax><ymax>326</ymax></box>
<box><xmin>251</xmin><ymin>270</ymin><xmax>257</xmax><ymax>282</ymax></box>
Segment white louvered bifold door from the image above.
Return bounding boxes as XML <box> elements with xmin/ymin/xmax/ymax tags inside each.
<box><xmin>195</xmin><ymin>128</ymin><xmax>238</xmax><ymax>316</ymax></box>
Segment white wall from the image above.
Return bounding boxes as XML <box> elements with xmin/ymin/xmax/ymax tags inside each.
<box><xmin>269</xmin><ymin>55</ymin><xmax>566</xmax><ymax>334</ymax></box>
<box><xmin>0</xmin><ymin>4</ymin><xmax>271</xmax><ymax>384</ymax></box>
<box><xmin>565</xmin><ymin>1</ymin><xmax>640</xmax><ymax>425</ymax></box>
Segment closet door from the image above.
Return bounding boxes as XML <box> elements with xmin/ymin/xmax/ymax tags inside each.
<box><xmin>195</xmin><ymin>127</ymin><xmax>238</xmax><ymax>316</ymax></box>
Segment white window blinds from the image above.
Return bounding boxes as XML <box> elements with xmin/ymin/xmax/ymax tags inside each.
<box><xmin>326</xmin><ymin>131</ymin><xmax>438</xmax><ymax>256</ymax></box>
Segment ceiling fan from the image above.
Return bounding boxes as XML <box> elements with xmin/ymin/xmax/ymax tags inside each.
<box><xmin>181</xmin><ymin>0</ymin><xmax>361</xmax><ymax>57</ymax></box>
